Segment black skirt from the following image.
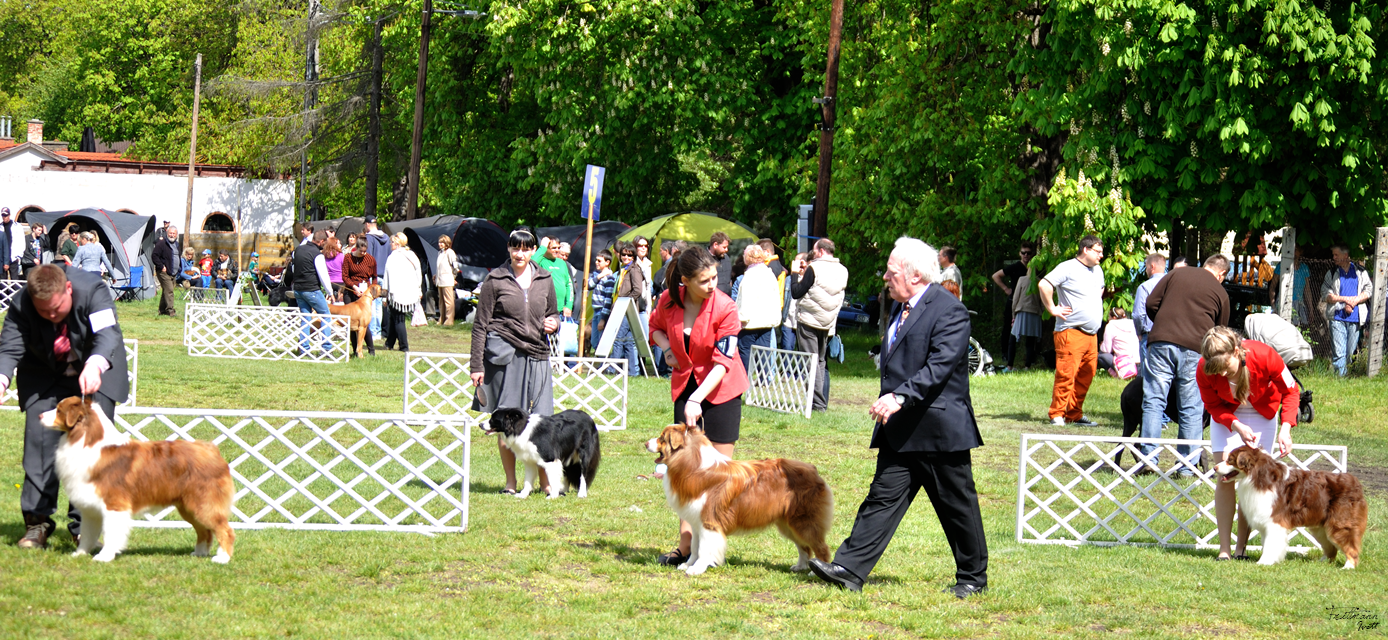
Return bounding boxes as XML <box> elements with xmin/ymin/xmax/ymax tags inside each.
<box><xmin>673</xmin><ymin>377</ymin><xmax>742</xmax><ymax>445</ymax></box>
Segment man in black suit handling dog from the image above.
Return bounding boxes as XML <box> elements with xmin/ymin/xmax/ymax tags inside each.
<box><xmin>0</xmin><ymin>264</ymin><xmax>129</xmax><ymax>549</ymax></box>
<box><xmin>809</xmin><ymin>237</ymin><xmax>988</xmax><ymax>598</ymax></box>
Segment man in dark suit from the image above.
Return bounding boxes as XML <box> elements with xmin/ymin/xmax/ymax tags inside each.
<box><xmin>809</xmin><ymin>237</ymin><xmax>988</xmax><ymax>598</ymax></box>
<box><xmin>0</xmin><ymin>264</ymin><xmax>129</xmax><ymax>549</ymax></box>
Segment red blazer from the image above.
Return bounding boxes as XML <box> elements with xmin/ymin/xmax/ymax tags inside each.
<box><xmin>1196</xmin><ymin>339</ymin><xmax>1299</xmax><ymax>431</ymax></box>
<box><xmin>649</xmin><ymin>287</ymin><xmax>749</xmax><ymax>404</ymax></box>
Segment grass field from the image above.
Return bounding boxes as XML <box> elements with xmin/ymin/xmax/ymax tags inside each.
<box><xmin>2</xmin><ymin>297</ymin><xmax>1386</xmax><ymax>639</ymax></box>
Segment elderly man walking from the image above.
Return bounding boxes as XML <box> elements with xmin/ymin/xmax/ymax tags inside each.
<box><xmin>151</xmin><ymin>224</ymin><xmax>181</xmax><ymax>317</ymax></box>
<box><xmin>1139</xmin><ymin>254</ymin><xmax>1230</xmax><ymax>473</ymax></box>
<box><xmin>1038</xmin><ymin>235</ymin><xmax>1105</xmax><ymax>426</ymax></box>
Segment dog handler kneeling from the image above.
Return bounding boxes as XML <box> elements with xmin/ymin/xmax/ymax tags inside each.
<box><xmin>648</xmin><ymin>245</ymin><xmax>749</xmax><ymax>567</ymax></box>
<box><xmin>1196</xmin><ymin>326</ymin><xmax>1298</xmax><ymax>561</ymax></box>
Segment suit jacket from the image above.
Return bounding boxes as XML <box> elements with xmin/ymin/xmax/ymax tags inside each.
<box><xmin>152</xmin><ymin>236</ymin><xmax>180</xmax><ymax>274</ymax></box>
<box><xmin>0</xmin><ymin>266</ymin><xmax>129</xmax><ymax>409</ymax></box>
<box><xmin>870</xmin><ymin>284</ymin><xmax>982</xmax><ymax>453</ymax></box>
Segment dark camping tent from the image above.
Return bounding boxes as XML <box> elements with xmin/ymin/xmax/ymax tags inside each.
<box><xmin>451</xmin><ymin>218</ymin><xmax>509</xmax><ymax>285</ymax></box>
<box><xmin>29</xmin><ymin>208</ymin><xmax>158</xmax><ymax>299</ymax></box>
<box><xmin>536</xmin><ymin>221</ymin><xmax>631</xmax><ymax>271</ymax></box>
<box><xmin>324</xmin><ymin>217</ymin><xmax>367</xmax><ymax>244</ymax></box>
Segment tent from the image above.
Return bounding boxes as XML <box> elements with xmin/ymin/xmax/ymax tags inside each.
<box><xmin>537</xmin><ymin>221</ymin><xmax>631</xmax><ymax>270</ymax></box>
<box><xmin>615</xmin><ymin>212</ymin><xmax>758</xmax><ymax>271</ymax></box>
<box><xmin>29</xmin><ymin>208</ymin><xmax>158</xmax><ymax>299</ymax></box>
<box><xmin>451</xmin><ymin>218</ymin><xmax>509</xmax><ymax>285</ymax></box>
<box><xmin>324</xmin><ymin>216</ymin><xmax>367</xmax><ymax>244</ymax></box>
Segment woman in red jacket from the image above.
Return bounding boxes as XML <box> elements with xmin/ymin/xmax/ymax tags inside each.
<box><xmin>648</xmin><ymin>245</ymin><xmax>750</xmax><ymax>567</ymax></box>
<box><xmin>1196</xmin><ymin>326</ymin><xmax>1298</xmax><ymax>561</ymax></box>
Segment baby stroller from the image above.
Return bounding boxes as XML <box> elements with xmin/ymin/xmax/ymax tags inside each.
<box><xmin>1244</xmin><ymin>313</ymin><xmax>1315</xmax><ymax>423</ymax></box>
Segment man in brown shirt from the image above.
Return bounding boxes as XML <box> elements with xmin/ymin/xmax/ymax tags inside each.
<box><xmin>1138</xmin><ymin>254</ymin><xmax>1230</xmax><ymax>472</ymax></box>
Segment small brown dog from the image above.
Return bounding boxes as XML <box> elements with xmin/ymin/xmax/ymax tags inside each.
<box><xmin>330</xmin><ymin>283</ymin><xmax>381</xmax><ymax>357</ymax></box>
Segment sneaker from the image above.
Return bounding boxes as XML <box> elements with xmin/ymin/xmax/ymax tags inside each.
<box><xmin>16</xmin><ymin>522</ymin><xmax>50</xmax><ymax>549</ymax></box>
<box><xmin>1072</xmin><ymin>416</ymin><xmax>1098</xmax><ymax>426</ymax></box>
<box><xmin>1049</xmin><ymin>416</ymin><xmax>1066</xmax><ymax>427</ymax></box>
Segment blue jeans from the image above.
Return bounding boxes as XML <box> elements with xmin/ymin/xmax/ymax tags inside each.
<box><xmin>1330</xmin><ymin>320</ymin><xmax>1361</xmax><ymax>376</ymax></box>
<box><xmin>612</xmin><ymin>316</ymin><xmax>641</xmax><ymax>376</ymax></box>
<box><xmin>214</xmin><ymin>277</ymin><xmax>235</xmax><ymax>290</ymax></box>
<box><xmin>590</xmin><ymin>315</ymin><xmax>608</xmax><ymax>352</ymax></box>
<box><xmin>1139</xmin><ymin>342</ymin><xmax>1203</xmax><ymax>467</ymax></box>
<box><xmin>295</xmin><ymin>290</ymin><xmax>334</xmax><ymax>352</ymax></box>
<box><xmin>780</xmin><ymin>324</ymin><xmax>796</xmax><ymax>351</ymax></box>
<box><xmin>738</xmin><ymin>328</ymin><xmax>774</xmax><ymax>374</ymax></box>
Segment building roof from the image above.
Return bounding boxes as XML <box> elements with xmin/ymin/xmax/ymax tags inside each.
<box><xmin>0</xmin><ymin>139</ymin><xmax>252</xmax><ymax>177</ymax></box>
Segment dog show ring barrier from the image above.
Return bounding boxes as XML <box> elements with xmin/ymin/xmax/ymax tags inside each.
<box><xmin>745</xmin><ymin>345</ymin><xmax>815</xmax><ymax>418</ymax></box>
<box><xmin>182</xmin><ymin>286</ymin><xmax>230</xmax><ymax>304</ymax></box>
<box><xmin>184</xmin><ymin>303</ymin><xmax>350</xmax><ymax>363</ymax></box>
<box><xmin>115</xmin><ymin>407</ymin><xmax>473</xmax><ymax>534</ymax></box>
<box><xmin>403</xmin><ymin>352</ymin><xmax>630</xmax><ymax>431</ymax></box>
<box><xmin>2</xmin><ymin>339</ymin><xmax>139</xmax><ymax>409</ymax></box>
<box><xmin>1016</xmin><ymin>433</ymin><xmax>1348</xmax><ymax>552</ymax></box>
<box><xmin>0</xmin><ymin>279</ymin><xmax>23</xmax><ymax>314</ymax></box>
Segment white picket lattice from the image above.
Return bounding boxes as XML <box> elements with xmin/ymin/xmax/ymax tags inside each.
<box><xmin>403</xmin><ymin>352</ymin><xmax>629</xmax><ymax>431</ymax></box>
<box><xmin>745</xmin><ymin>346</ymin><xmax>814</xmax><ymax>418</ymax></box>
<box><xmin>553</xmin><ymin>358</ymin><xmax>628</xmax><ymax>431</ymax></box>
<box><xmin>182</xmin><ymin>287</ymin><xmax>229</xmax><ymax>304</ymax></box>
<box><xmin>3</xmin><ymin>339</ymin><xmax>138</xmax><ymax>409</ymax></box>
<box><xmin>184</xmin><ymin>303</ymin><xmax>350</xmax><ymax>363</ymax></box>
<box><xmin>0</xmin><ymin>279</ymin><xmax>22</xmax><ymax>314</ymax></box>
<box><xmin>114</xmin><ymin>407</ymin><xmax>472</xmax><ymax>533</ymax></box>
<box><xmin>1016</xmin><ymin>434</ymin><xmax>1348</xmax><ymax>552</ymax></box>
<box><xmin>403</xmin><ymin>352</ymin><xmax>476</xmax><ymax>417</ymax></box>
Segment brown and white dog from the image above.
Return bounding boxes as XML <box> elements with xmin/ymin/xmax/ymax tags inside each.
<box><xmin>40</xmin><ymin>397</ymin><xmax>236</xmax><ymax>563</ymax></box>
<box><xmin>1214</xmin><ymin>445</ymin><xmax>1367</xmax><ymax>568</ymax></box>
<box><xmin>646</xmin><ymin>424</ymin><xmax>833</xmax><ymax>576</ymax></box>
<box><xmin>329</xmin><ymin>283</ymin><xmax>382</xmax><ymax>358</ymax></box>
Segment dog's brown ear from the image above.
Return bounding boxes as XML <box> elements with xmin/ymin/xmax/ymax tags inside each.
<box><xmin>665</xmin><ymin>426</ymin><xmax>685</xmax><ymax>450</ymax></box>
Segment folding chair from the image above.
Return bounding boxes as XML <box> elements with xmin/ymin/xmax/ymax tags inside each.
<box><xmin>111</xmin><ymin>265</ymin><xmax>144</xmax><ymax>302</ymax></box>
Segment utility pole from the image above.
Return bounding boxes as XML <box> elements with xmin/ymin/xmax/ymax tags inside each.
<box><xmin>811</xmin><ymin>0</ymin><xmax>844</xmax><ymax>239</ymax></box>
<box><xmin>183</xmin><ymin>53</ymin><xmax>203</xmax><ymax>243</ymax></box>
<box><xmin>364</xmin><ymin>18</ymin><xmax>384</xmax><ymax>220</ymax></box>
<box><xmin>299</xmin><ymin>0</ymin><xmax>321</xmax><ymax>224</ymax></box>
<box><xmin>405</xmin><ymin>0</ymin><xmax>433</xmax><ymax>221</ymax></box>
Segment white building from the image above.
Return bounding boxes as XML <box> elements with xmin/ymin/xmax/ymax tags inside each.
<box><xmin>0</xmin><ymin>120</ymin><xmax>294</xmax><ymax>234</ymax></box>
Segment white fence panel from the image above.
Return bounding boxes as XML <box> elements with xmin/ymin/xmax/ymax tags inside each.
<box><xmin>182</xmin><ymin>287</ymin><xmax>229</xmax><ymax>304</ymax></box>
<box><xmin>0</xmin><ymin>279</ymin><xmax>22</xmax><ymax>314</ymax></box>
<box><xmin>745</xmin><ymin>346</ymin><xmax>814</xmax><ymax>418</ymax></box>
<box><xmin>115</xmin><ymin>407</ymin><xmax>472</xmax><ymax>533</ymax></box>
<box><xmin>1016</xmin><ymin>434</ymin><xmax>1348</xmax><ymax>552</ymax></box>
<box><xmin>404</xmin><ymin>352</ymin><xmax>629</xmax><ymax>431</ymax></box>
<box><xmin>404</xmin><ymin>352</ymin><xmax>476</xmax><ymax>417</ymax></box>
<box><xmin>3</xmin><ymin>339</ymin><xmax>138</xmax><ymax>409</ymax></box>
<box><xmin>553</xmin><ymin>358</ymin><xmax>628</xmax><ymax>431</ymax></box>
<box><xmin>184</xmin><ymin>303</ymin><xmax>350</xmax><ymax>363</ymax></box>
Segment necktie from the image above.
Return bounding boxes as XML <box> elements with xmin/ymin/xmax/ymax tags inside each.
<box><xmin>54</xmin><ymin>325</ymin><xmax>71</xmax><ymax>362</ymax></box>
<box><xmin>893</xmin><ymin>303</ymin><xmax>911</xmax><ymax>346</ymax></box>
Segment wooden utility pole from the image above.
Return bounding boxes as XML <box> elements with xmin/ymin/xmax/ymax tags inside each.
<box><xmin>183</xmin><ymin>53</ymin><xmax>203</xmax><ymax>242</ymax></box>
<box><xmin>364</xmin><ymin>19</ymin><xmax>385</xmax><ymax>220</ymax></box>
<box><xmin>811</xmin><ymin>0</ymin><xmax>845</xmax><ymax>239</ymax></box>
<box><xmin>405</xmin><ymin>0</ymin><xmax>433</xmax><ymax>221</ymax></box>
<box><xmin>1368</xmin><ymin>226</ymin><xmax>1388</xmax><ymax>377</ymax></box>
<box><xmin>299</xmin><ymin>0</ymin><xmax>321</xmax><ymax>224</ymax></box>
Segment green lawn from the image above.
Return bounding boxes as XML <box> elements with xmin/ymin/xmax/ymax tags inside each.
<box><xmin>2</xmin><ymin>297</ymin><xmax>1385</xmax><ymax>639</ymax></box>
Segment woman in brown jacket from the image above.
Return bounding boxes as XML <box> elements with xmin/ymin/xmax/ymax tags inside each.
<box><xmin>340</xmin><ymin>237</ymin><xmax>378</xmax><ymax>303</ymax></box>
<box><xmin>470</xmin><ymin>228</ymin><xmax>560</xmax><ymax>494</ymax></box>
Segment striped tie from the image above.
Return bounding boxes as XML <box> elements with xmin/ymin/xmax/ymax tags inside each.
<box><xmin>893</xmin><ymin>303</ymin><xmax>911</xmax><ymax>346</ymax></box>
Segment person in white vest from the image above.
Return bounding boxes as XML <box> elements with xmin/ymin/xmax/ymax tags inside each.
<box><xmin>792</xmin><ymin>238</ymin><xmax>848</xmax><ymax>412</ymax></box>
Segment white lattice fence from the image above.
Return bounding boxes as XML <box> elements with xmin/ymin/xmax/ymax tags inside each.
<box><xmin>0</xmin><ymin>279</ymin><xmax>22</xmax><ymax>314</ymax></box>
<box><xmin>553</xmin><ymin>358</ymin><xmax>628</xmax><ymax>431</ymax></box>
<box><xmin>404</xmin><ymin>352</ymin><xmax>629</xmax><ymax>431</ymax></box>
<box><xmin>404</xmin><ymin>352</ymin><xmax>476</xmax><ymax>417</ymax></box>
<box><xmin>115</xmin><ymin>408</ymin><xmax>472</xmax><ymax>533</ymax></box>
<box><xmin>184</xmin><ymin>303</ymin><xmax>349</xmax><ymax>363</ymax></box>
<box><xmin>1016</xmin><ymin>434</ymin><xmax>1348</xmax><ymax>551</ymax></box>
<box><xmin>745</xmin><ymin>346</ymin><xmax>814</xmax><ymax>418</ymax></box>
<box><xmin>182</xmin><ymin>287</ymin><xmax>229</xmax><ymax>304</ymax></box>
<box><xmin>3</xmin><ymin>339</ymin><xmax>138</xmax><ymax>409</ymax></box>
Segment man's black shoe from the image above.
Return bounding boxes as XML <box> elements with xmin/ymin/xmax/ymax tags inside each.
<box><xmin>943</xmin><ymin>583</ymin><xmax>987</xmax><ymax>599</ymax></box>
<box><xmin>808</xmin><ymin>558</ymin><xmax>863</xmax><ymax>592</ymax></box>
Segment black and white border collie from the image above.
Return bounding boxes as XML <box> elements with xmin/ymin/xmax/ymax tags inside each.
<box><xmin>483</xmin><ymin>409</ymin><xmax>601</xmax><ymax>499</ymax></box>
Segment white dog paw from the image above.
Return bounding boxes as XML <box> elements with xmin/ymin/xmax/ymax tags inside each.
<box><xmin>212</xmin><ymin>551</ymin><xmax>231</xmax><ymax>565</ymax></box>
<box><xmin>676</xmin><ymin>562</ymin><xmax>690</xmax><ymax>571</ymax></box>
<box><xmin>789</xmin><ymin>562</ymin><xmax>810</xmax><ymax>573</ymax></box>
<box><xmin>684</xmin><ymin>564</ymin><xmax>709</xmax><ymax>576</ymax></box>
<box><xmin>92</xmin><ymin>552</ymin><xmax>117</xmax><ymax>563</ymax></box>
<box><xmin>71</xmin><ymin>549</ymin><xmax>89</xmax><ymax>558</ymax></box>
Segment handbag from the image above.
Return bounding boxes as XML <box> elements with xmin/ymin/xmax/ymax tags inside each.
<box><xmin>484</xmin><ymin>332</ymin><xmax>516</xmax><ymax>365</ymax></box>
<box><xmin>411</xmin><ymin>304</ymin><xmax>427</xmax><ymax>327</ymax></box>
<box><xmin>559</xmin><ymin>319</ymin><xmax>579</xmax><ymax>356</ymax></box>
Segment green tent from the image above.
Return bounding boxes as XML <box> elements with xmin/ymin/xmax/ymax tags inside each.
<box><xmin>614</xmin><ymin>212</ymin><xmax>758</xmax><ymax>271</ymax></box>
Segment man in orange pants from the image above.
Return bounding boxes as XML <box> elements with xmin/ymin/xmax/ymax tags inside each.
<box><xmin>1038</xmin><ymin>236</ymin><xmax>1105</xmax><ymax>426</ymax></box>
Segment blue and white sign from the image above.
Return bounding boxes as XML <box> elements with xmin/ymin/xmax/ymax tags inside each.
<box><xmin>580</xmin><ymin>164</ymin><xmax>606</xmax><ymax>221</ymax></box>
